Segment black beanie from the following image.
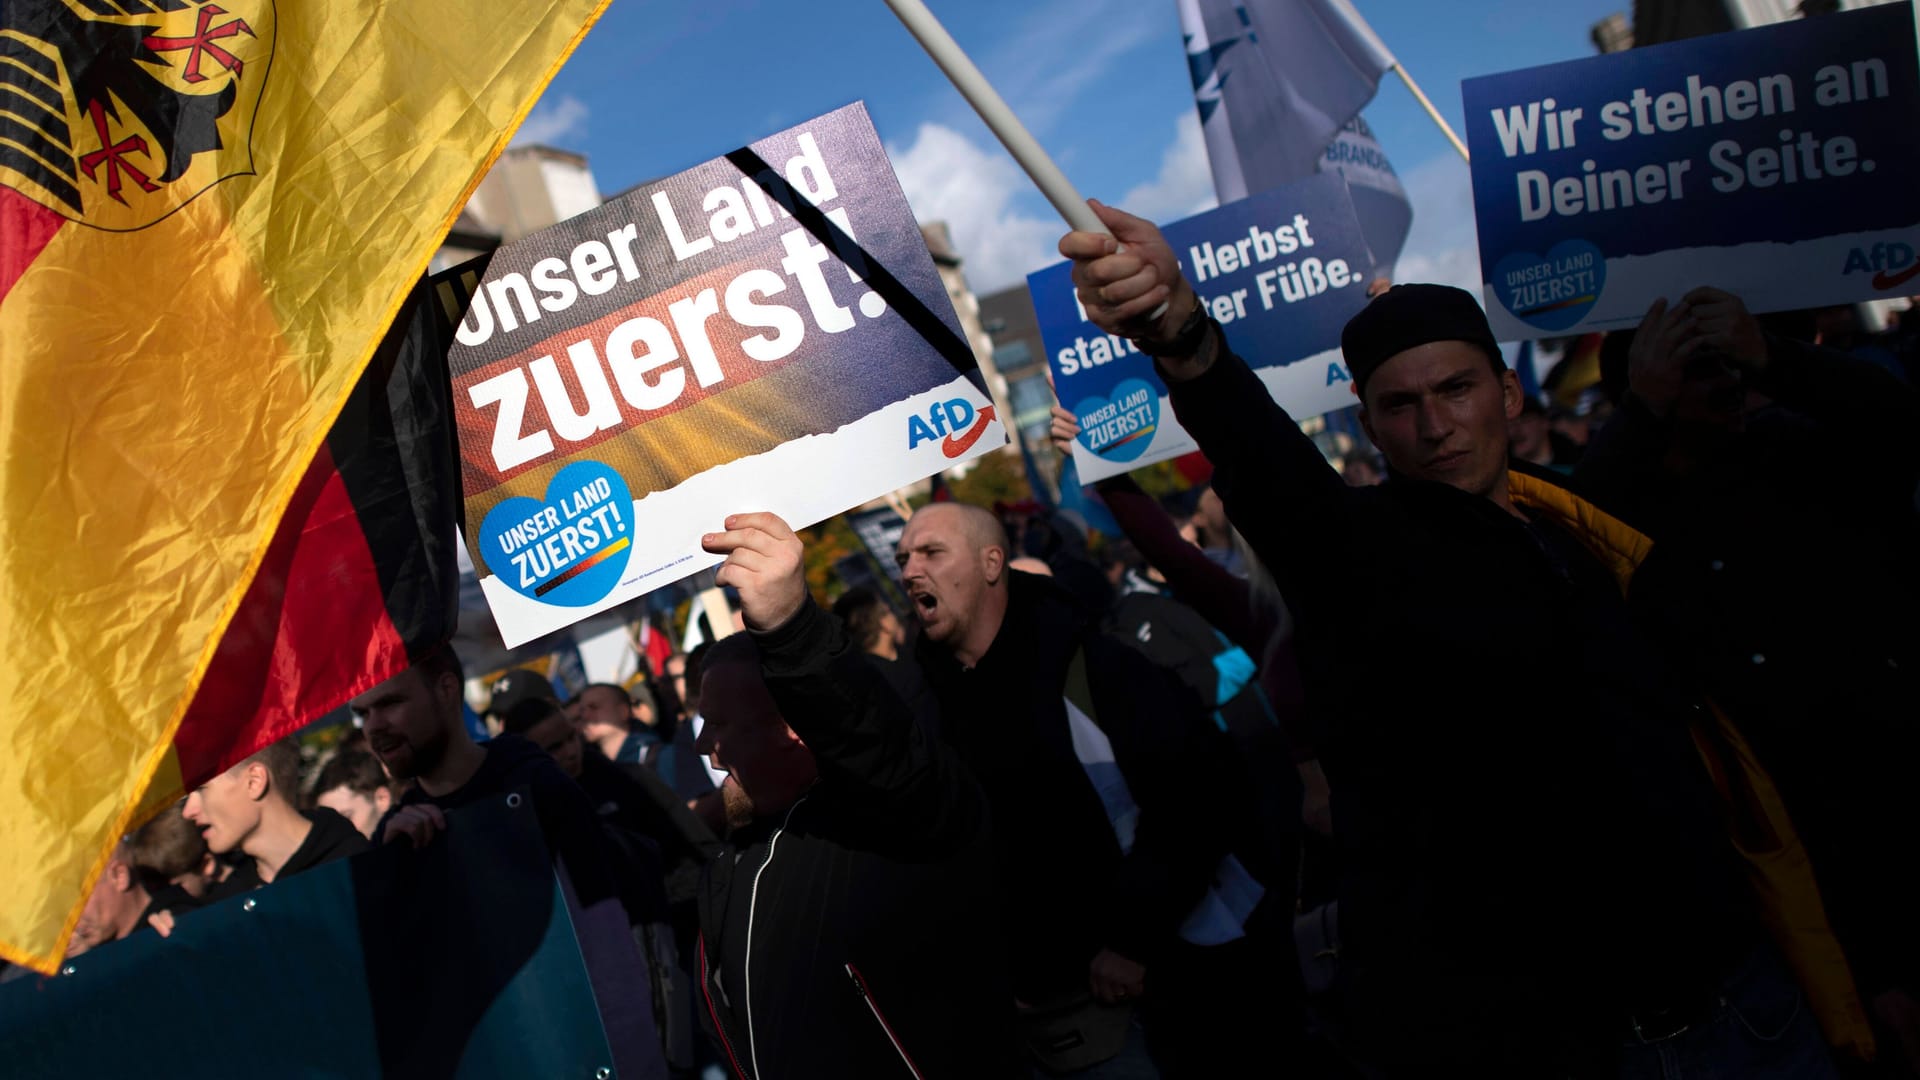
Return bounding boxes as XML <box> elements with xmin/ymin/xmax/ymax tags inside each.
<box><xmin>1341</xmin><ymin>284</ymin><xmax>1502</xmax><ymax>395</ymax></box>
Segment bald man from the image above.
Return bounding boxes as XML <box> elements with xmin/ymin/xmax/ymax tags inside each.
<box><xmin>695</xmin><ymin>511</ymin><xmax>1018</xmax><ymax>1077</ymax></box>
<box><xmin>898</xmin><ymin>503</ymin><xmax>1267</xmax><ymax>1075</ymax></box>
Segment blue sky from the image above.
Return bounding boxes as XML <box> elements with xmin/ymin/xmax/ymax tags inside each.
<box><xmin>517</xmin><ymin>0</ymin><xmax>1630</xmax><ymax>294</ymax></box>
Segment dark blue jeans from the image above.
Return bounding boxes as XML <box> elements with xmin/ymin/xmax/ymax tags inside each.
<box><xmin>1615</xmin><ymin>946</ymin><xmax>1838</xmax><ymax>1080</ymax></box>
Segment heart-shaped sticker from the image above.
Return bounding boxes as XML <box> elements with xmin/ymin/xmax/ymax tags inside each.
<box><xmin>1491</xmin><ymin>239</ymin><xmax>1606</xmax><ymax>332</ymax></box>
<box><xmin>479</xmin><ymin>460</ymin><xmax>634</xmax><ymax>607</ymax></box>
<box><xmin>1074</xmin><ymin>377</ymin><xmax>1161</xmax><ymax>463</ymax></box>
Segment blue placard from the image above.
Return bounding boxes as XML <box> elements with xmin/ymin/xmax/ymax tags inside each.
<box><xmin>1464</xmin><ymin>2</ymin><xmax>1920</xmax><ymax>339</ymax></box>
<box><xmin>1030</xmin><ymin>172</ymin><xmax>1374</xmax><ymax>483</ymax></box>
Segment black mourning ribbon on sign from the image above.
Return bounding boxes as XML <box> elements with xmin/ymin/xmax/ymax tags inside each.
<box><xmin>723</xmin><ymin>146</ymin><xmax>991</xmax><ymax>399</ymax></box>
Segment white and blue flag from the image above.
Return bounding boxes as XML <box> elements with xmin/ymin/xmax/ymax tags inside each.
<box><xmin>1178</xmin><ymin>0</ymin><xmax>1411</xmax><ymax>275</ymax></box>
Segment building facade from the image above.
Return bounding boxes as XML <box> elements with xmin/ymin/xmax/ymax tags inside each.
<box><xmin>979</xmin><ymin>282</ymin><xmax>1063</xmax><ymax>490</ymax></box>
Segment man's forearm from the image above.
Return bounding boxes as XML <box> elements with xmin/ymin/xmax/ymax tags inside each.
<box><xmin>756</xmin><ymin>601</ymin><xmax>897</xmax><ymax>766</ymax></box>
<box><xmin>756</xmin><ymin>602</ymin><xmax>963</xmax><ymax>840</ymax></box>
<box><xmin>1136</xmin><ymin>286</ymin><xmax>1219</xmax><ymax>384</ymax></box>
<box><xmin>1158</xmin><ymin>326</ymin><xmax>1351</xmax><ymax>607</ymax></box>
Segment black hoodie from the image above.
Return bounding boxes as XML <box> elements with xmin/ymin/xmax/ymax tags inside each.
<box><xmin>205</xmin><ymin>806</ymin><xmax>368</xmax><ymax>902</ymax></box>
<box><xmin>915</xmin><ymin>571</ymin><xmax>1241</xmax><ymax>1002</ymax></box>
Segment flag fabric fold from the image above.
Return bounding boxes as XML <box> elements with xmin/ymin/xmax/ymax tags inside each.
<box><xmin>1</xmin><ymin>0</ymin><xmax>609</xmax><ymax>973</ymax></box>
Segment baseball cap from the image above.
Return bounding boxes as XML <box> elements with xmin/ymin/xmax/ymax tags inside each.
<box><xmin>487</xmin><ymin>668</ymin><xmax>557</xmax><ymax>718</ymax></box>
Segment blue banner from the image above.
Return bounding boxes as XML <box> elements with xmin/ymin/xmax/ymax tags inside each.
<box><xmin>1030</xmin><ymin>172</ymin><xmax>1373</xmax><ymax>483</ymax></box>
<box><xmin>1464</xmin><ymin>2</ymin><xmax>1920</xmax><ymax>339</ymax></box>
<box><xmin>2</xmin><ymin>797</ymin><xmax>621</xmax><ymax>1077</ymax></box>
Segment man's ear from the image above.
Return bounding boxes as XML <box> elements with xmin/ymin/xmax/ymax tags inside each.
<box><xmin>244</xmin><ymin>760</ymin><xmax>271</xmax><ymax>801</ymax></box>
<box><xmin>109</xmin><ymin>860</ymin><xmax>132</xmax><ymax>892</ymax></box>
<box><xmin>981</xmin><ymin>544</ymin><xmax>1007</xmax><ymax>586</ymax></box>
<box><xmin>1501</xmin><ymin>368</ymin><xmax>1524</xmax><ymax>422</ymax></box>
<box><xmin>374</xmin><ymin>787</ymin><xmax>393</xmax><ymax>816</ymax></box>
<box><xmin>435</xmin><ymin>670</ymin><xmax>463</xmax><ymax>715</ymax></box>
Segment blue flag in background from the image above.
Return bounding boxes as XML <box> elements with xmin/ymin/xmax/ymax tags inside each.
<box><xmin>1053</xmin><ymin>452</ymin><xmax>1122</xmax><ymax>538</ymax></box>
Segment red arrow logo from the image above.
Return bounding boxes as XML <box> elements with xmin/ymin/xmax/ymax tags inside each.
<box><xmin>941</xmin><ymin>404</ymin><xmax>996</xmax><ymax>458</ymax></box>
<box><xmin>1872</xmin><ymin>262</ymin><xmax>1920</xmax><ymax>291</ymax></box>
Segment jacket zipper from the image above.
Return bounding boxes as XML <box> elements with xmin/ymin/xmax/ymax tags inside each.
<box><xmin>698</xmin><ymin>935</ymin><xmax>751</xmax><ymax>1080</ymax></box>
<box><xmin>845</xmin><ymin>962</ymin><xmax>929</xmax><ymax>1080</ymax></box>
<box><xmin>744</xmin><ymin>798</ymin><xmax>804</xmax><ymax>1080</ymax></box>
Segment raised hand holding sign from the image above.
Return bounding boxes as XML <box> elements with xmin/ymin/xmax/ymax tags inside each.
<box><xmin>701</xmin><ymin>513</ymin><xmax>807</xmax><ymax>633</ymax></box>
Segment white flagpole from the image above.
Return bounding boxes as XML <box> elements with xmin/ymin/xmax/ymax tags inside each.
<box><xmin>1390</xmin><ymin>64</ymin><xmax>1470</xmax><ymax>163</ymax></box>
<box><xmin>882</xmin><ymin>0</ymin><xmax>1108</xmax><ymax>236</ymax></box>
<box><xmin>1326</xmin><ymin>0</ymin><xmax>1469</xmax><ymax>163</ymax></box>
<box><xmin>886</xmin><ymin>0</ymin><xmax>1170</xmax><ymax>318</ymax></box>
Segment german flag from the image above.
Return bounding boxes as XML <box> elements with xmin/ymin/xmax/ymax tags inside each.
<box><xmin>0</xmin><ymin>0</ymin><xmax>608</xmax><ymax>973</ymax></box>
<box><xmin>159</xmin><ymin>271</ymin><xmax>465</xmax><ymax>805</ymax></box>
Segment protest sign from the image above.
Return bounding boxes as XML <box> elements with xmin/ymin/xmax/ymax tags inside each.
<box><xmin>448</xmin><ymin>104</ymin><xmax>1003</xmax><ymax>647</ymax></box>
<box><xmin>1464</xmin><ymin>2</ymin><xmax>1920</xmax><ymax>340</ymax></box>
<box><xmin>1030</xmin><ymin>172</ymin><xmax>1374</xmax><ymax>484</ymax></box>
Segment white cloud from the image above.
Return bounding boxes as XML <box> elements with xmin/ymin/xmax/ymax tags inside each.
<box><xmin>1119</xmin><ymin>111</ymin><xmax>1217</xmax><ymax>224</ymax></box>
<box><xmin>883</xmin><ymin>2</ymin><xmax>1174</xmax><ymax>293</ymax></box>
<box><xmin>1391</xmin><ymin>151</ymin><xmax>1484</xmax><ymax>299</ymax></box>
<box><xmin>885</xmin><ymin>118</ymin><xmax>1482</xmax><ymax>311</ymax></box>
<box><xmin>935</xmin><ymin>0</ymin><xmax>1168</xmax><ymax>136</ymax></box>
<box><xmin>888</xmin><ymin>122</ymin><xmax>1065</xmax><ymax>295</ymax></box>
<box><xmin>513</xmin><ymin>95</ymin><xmax>589</xmax><ymax>148</ymax></box>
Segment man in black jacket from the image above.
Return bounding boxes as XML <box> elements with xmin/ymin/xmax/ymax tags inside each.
<box><xmin>1059</xmin><ymin>204</ymin><xmax>1836</xmax><ymax>1077</ymax></box>
<box><xmin>361</xmin><ymin>648</ymin><xmax>615</xmax><ymax>894</ymax></box>
<box><xmin>898</xmin><ymin>501</ymin><xmax>1263</xmax><ymax>1076</ymax></box>
<box><xmin>1580</xmin><ymin>287</ymin><xmax>1920</xmax><ymax>1062</ymax></box>
<box><xmin>693</xmin><ymin>511</ymin><xmax>1019</xmax><ymax>1079</ymax></box>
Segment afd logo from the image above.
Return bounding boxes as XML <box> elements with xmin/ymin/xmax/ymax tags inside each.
<box><xmin>907</xmin><ymin>399</ymin><xmax>997</xmax><ymax>458</ymax></box>
<box><xmin>1842</xmin><ymin>241</ymin><xmax>1920</xmax><ymax>290</ymax></box>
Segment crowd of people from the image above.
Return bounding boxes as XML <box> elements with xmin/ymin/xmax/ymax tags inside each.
<box><xmin>35</xmin><ymin>197</ymin><xmax>1920</xmax><ymax>1079</ymax></box>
